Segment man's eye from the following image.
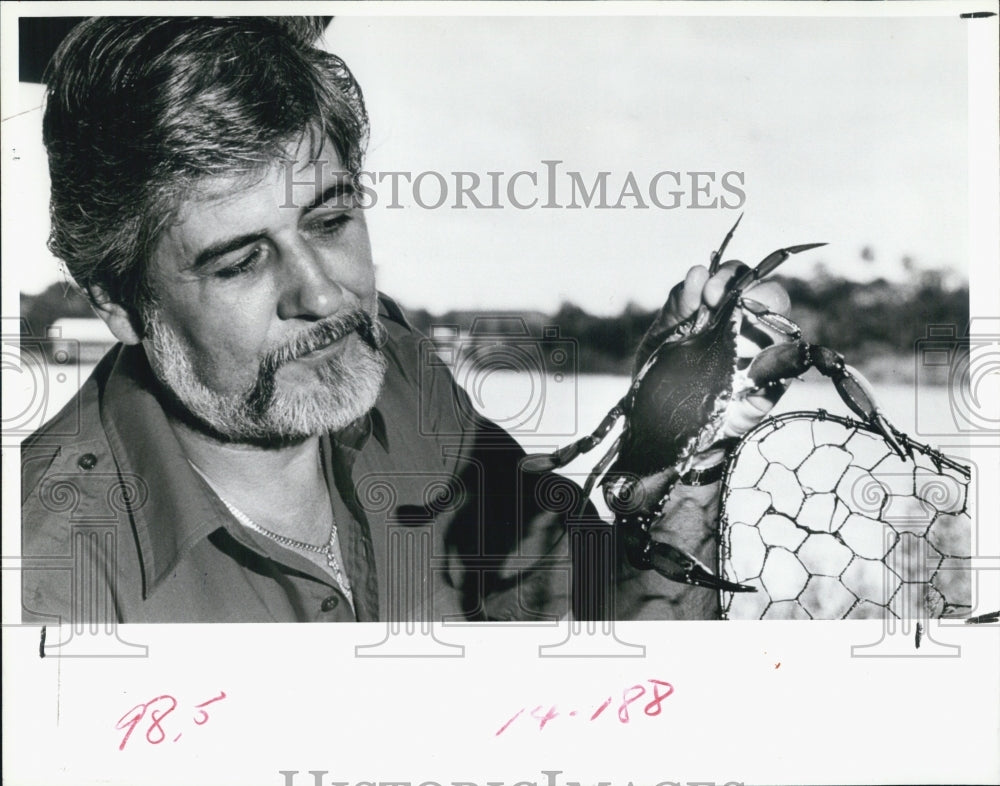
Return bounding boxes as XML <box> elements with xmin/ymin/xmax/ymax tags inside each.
<box><xmin>216</xmin><ymin>246</ymin><xmax>266</xmax><ymax>279</ymax></box>
<box><xmin>310</xmin><ymin>213</ymin><xmax>352</xmax><ymax>237</ymax></box>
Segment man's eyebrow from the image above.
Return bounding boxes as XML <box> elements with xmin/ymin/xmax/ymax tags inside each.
<box><xmin>191</xmin><ymin>232</ymin><xmax>268</xmax><ymax>269</ymax></box>
<box><xmin>306</xmin><ymin>180</ymin><xmax>356</xmax><ymax>212</ymax></box>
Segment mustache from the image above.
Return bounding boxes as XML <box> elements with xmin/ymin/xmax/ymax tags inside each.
<box><xmin>262</xmin><ymin>310</ymin><xmax>379</xmax><ymax>373</ymax></box>
<box><xmin>247</xmin><ymin>308</ymin><xmax>387</xmax><ymax>416</ymax></box>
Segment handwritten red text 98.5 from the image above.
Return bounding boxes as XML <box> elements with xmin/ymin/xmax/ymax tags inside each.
<box><xmin>115</xmin><ymin>691</ymin><xmax>227</xmax><ymax>750</ymax></box>
<box><xmin>496</xmin><ymin>678</ymin><xmax>673</xmax><ymax>735</ymax></box>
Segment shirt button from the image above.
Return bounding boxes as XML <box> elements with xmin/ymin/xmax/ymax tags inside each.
<box><xmin>320</xmin><ymin>595</ymin><xmax>340</xmax><ymax>612</ymax></box>
<box><xmin>77</xmin><ymin>453</ymin><xmax>98</xmax><ymax>471</ymax></box>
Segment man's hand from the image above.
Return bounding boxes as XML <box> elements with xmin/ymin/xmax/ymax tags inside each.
<box><xmin>633</xmin><ymin>260</ymin><xmax>794</xmax><ymax>469</ymax></box>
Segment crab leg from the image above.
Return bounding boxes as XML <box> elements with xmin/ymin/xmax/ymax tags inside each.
<box><xmin>578</xmin><ymin>433</ymin><xmax>624</xmax><ymax>516</ymax></box>
<box><xmin>622</xmin><ymin>528</ymin><xmax>756</xmax><ymax>592</ymax></box>
<box><xmin>747</xmin><ymin>342</ymin><xmax>911</xmax><ymax>459</ymax></box>
<box><xmin>740</xmin><ymin>298</ymin><xmax>803</xmax><ymax>340</ymax></box>
<box><xmin>709</xmin><ymin>213</ymin><xmax>744</xmax><ymax>273</ymax></box>
<box><xmin>726</xmin><ymin>242</ymin><xmax>828</xmax><ymax>295</ymax></box>
<box><xmin>648</xmin><ymin>540</ymin><xmax>757</xmax><ymax>593</ymax></box>
<box><xmin>520</xmin><ymin>401</ymin><xmax>626</xmax><ymax>473</ymax></box>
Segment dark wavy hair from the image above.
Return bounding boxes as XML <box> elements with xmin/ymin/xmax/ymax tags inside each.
<box><xmin>43</xmin><ymin>17</ymin><xmax>369</xmax><ymax>317</ymax></box>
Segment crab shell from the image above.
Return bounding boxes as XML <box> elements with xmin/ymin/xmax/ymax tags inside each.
<box><xmin>602</xmin><ymin>295</ymin><xmax>747</xmax><ymax>519</ymax></box>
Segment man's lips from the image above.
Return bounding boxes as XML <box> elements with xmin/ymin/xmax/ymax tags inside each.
<box><xmin>262</xmin><ymin>309</ymin><xmax>372</xmax><ymax>376</ymax></box>
<box><xmin>295</xmin><ymin>331</ymin><xmax>351</xmax><ymax>363</ymax></box>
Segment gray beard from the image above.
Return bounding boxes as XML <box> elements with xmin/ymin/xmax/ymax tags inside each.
<box><xmin>144</xmin><ymin>308</ymin><xmax>388</xmax><ymax>443</ymax></box>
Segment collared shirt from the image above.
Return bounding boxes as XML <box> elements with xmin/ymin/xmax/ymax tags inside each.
<box><xmin>21</xmin><ymin>295</ymin><xmax>597</xmax><ymax>623</ymax></box>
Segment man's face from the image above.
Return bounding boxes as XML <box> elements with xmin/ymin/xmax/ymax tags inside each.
<box><xmin>141</xmin><ymin>140</ymin><xmax>386</xmax><ymax>442</ymax></box>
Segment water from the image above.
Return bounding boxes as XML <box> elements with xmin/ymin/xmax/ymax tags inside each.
<box><xmin>460</xmin><ymin>370</ymin><xmax>957</xmax><ymax>459</ymax></box>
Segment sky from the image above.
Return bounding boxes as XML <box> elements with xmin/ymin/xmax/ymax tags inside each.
<box><xmin>4</xmin><ymin>11</ymin><xmax>971</xmax><ymax>316</ymax></box>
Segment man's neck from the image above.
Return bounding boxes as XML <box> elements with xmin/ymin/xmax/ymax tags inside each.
<box><xmin>170</xmin><ymin>419</ymin><xmax>330</xmax><ymax>537</ymax></box>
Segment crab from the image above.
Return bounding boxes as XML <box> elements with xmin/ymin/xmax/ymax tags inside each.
<box><xmin>522</xmin><ymin>216</ymin><xmax>909</xmax><ymax>594</ymax></box>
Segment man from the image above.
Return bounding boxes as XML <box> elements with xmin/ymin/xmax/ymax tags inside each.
<box><xmin>21</xmin><ymin>17</ymin><xmax>789</xmax><ymax>623</ymax></box>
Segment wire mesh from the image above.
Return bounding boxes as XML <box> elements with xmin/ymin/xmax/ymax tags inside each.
<box><xmin>718</xmin><ymin>410</ymin><xmax>972</xmax><ymax>620</ymax></box>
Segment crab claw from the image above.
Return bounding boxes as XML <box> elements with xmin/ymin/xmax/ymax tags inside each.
<box><xmin>746</xmin><ymin>343</ymin><xmax>912</xmax><ymax>460</ymax></box>
<box><xmin>832</xmin><ymin>364</ymin><xmax>911</xmax><ymax>460</ymax></box>
<box><xmin>727</xmin><ymin>242</ymin><xmax>828</xmax><ymax>294</ymax></box>
<box><xmin>647</xmin><ymin>539</ymin><xmax>757</xmax><ymax>593</ymax></box>
<box><xmin>868</xmin><ymin>412</ymin><xmax>910</xmax><ymax>462</ymax></box>
<box><xmin>804</xmin><ymin>347</ymin><xmax>910</xmax><ymax>460</ymax></box>
<box><xmin>746</xmin><ymin>341</ymin><xmax>809</xmax><ymax>387</ymax></box>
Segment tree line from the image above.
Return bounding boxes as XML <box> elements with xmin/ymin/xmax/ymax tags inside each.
<box><xmin>21</xmin><ymin>269</ymin><xmax>968</xmax><ymax>383</ymax></box>
<box><xmin>406</xmin><ymin>271</ymin><xmax>968</xmax><ymax>382</ymax></box>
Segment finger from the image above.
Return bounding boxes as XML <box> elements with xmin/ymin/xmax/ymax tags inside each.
<box><xmin>667</xmin><ymin>265</ymin><xmax>709</xmax><ymax>321</ymax></box>
<box><xmin>702</xmin><ymin>260</ymin><xmax>745</xmax><ymax>309</ymax></box>
<box><xmin>740</xmin><ymin>281</ymin><xmax>791</xmax><ymax>316</ymax></box>
<box><xmin>746</xmin><ymin>382</ymin><xmax>788</xmax><ymax>410</ymax></box>
<box><xmin>705</xmin><ymin>262</ymin><xmax>791</xmax><ymax>313</ymax></box>
<box><xmin>739</xmin><ymin>281</ymin><xmax>794</xmax><ymax>349</ymax></box>
<box><xmin>719</xmin><ymin>384</ymin><xmax>789</xmax><ymax>439</ymax></box>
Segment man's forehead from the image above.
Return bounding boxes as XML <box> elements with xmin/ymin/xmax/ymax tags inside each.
<box><xmin>280</xmin><ymin>132</ymin><xmax>351</xmax><ymax>200</ymax></box>
<box><xmin>154</xmin><ymin>143</ymin><xmax>353</xmax><ymax>270</ymax></box>
<box><xmin>182</xmin><ymin>148</ymin><xmax>350</xmax><ymax>212</ymax></box>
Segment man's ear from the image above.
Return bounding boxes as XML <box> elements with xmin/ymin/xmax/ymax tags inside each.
<box><xmin>89</xmin><ymin>286</ymin><xmax>142</xmax><ymax>345</ymax></box>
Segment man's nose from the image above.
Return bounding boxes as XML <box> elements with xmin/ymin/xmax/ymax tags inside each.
<box><xmin>276</xmin><ymin>240</ymin><xmax>349</xmax><ymax>321</ymax></box>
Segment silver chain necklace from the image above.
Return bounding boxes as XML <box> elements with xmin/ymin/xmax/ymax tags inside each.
<box><xmin>188</xmin><ymin>459</ymin><xmax>354</xmax><ymax>608</ymax></box>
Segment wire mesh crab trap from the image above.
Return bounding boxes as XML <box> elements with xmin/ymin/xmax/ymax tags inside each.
<box><xmin>718</xmin><ymin>410</ymin><xmax>972</xmax><ymax>620</ymax></box>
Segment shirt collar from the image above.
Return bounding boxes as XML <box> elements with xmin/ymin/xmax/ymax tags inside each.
<box><xmin>98</xmin><ymin>343</ymin><xmax>387</xmax><ymax>597</ymax></box>
<box><xmin>99</xmin><ymin>345</ymin><xmax>231</xmax><ymax>596</ymax></box>
<box><xmin>331</xmin><ymin>407</ymin><xmax>389</xmax><ymax>454</ymax></box>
